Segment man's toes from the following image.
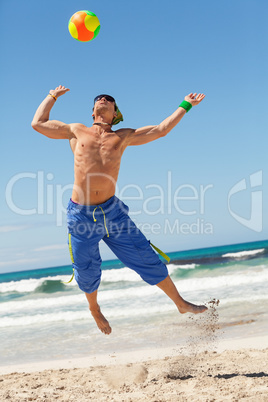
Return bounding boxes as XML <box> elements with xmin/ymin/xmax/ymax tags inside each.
<box><xmin>195</xmin><ymin>305</ymin><xmax>208</xmax><ymax>314</ymax></box>
<box><xmin>100</xmin><ymin>324</ymin><xmax>111</xmax><ymax>335</ymax></box>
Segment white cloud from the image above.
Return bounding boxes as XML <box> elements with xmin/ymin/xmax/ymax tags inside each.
<box><xmin>33</xmin><ymin>244</ymin><xmax>67</xmax><ymax>252</ymax></box>
<box><xmin>0</xmin><ymin>225</ymin><xmax>30</xmax><ymax>233</ymax></box>
<box><xmin>0</xmin><ymin>258</ymin><xmax>39</xmax><ymax>267</ymax></box>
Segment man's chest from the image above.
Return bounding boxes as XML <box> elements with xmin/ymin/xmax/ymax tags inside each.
<box><xmin>77</xmin><ymin>133</ymin><xmax>127</xmax><ymax>163</ymax></box>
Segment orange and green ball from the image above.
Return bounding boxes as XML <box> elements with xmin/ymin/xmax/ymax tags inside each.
<box><xmin>68</xmin><ymin>10</ymin><xmax>100</xmax><ymax>42</ymax></box>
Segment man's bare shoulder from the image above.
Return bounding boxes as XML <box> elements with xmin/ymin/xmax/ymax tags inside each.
<box><xmin>114</xmin><ymin>127</ymin><xmax>134</xmax><ymax>139</ymax></box>
<box><xmin>114</xmin><ymin>127</ymin><xmax>134</xmax><ymax>134</ymax></box>
<box><xmin>70</xmin><ymin>123</ymin><xmax>95</xmax><ymax>135</ymax></box>
<box><xmin>69</xmin><ymin>122</ymin><xmax>90</xmax><ymax>130</ymax></box>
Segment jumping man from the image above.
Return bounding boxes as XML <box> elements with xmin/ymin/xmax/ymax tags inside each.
<box><xmin>32</xmin><ymin>86</ymin><xmax>207</xmax><ymax>335</ymax></box>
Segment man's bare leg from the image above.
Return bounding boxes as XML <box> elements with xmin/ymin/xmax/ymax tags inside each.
<box><xmin>85</xmin><ymin>290</ymin><xmax>112</xmax><ymax>334</ymax></box>
<box><xmin>156</xmin><ymin>275</ymin><xmax>207</xmax><ymax>314</ymax></box>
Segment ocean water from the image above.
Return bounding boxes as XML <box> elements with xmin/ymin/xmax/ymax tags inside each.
<box><xmin>0</xmin><ymin>240</ymin><xmax>268</xmax><ymax>366</ymax></box>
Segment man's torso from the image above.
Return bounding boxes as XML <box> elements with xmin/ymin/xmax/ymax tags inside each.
<box><xmin>69</xmin><ymin>124</ymin><xmax>130</xmax><ymax>205</ymax></box>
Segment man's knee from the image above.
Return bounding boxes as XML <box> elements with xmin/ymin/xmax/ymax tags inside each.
<box><xmin>74</xmin><ymin>268</ymin><xmax>101</xmax><ymax>293</ymax></box>
<box><xmin>140</xmin><ymin>266</ymin><xmax>169</xmax><ymax>286</ymax></box>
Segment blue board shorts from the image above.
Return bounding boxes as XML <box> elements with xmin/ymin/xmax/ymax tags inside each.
<box><xmin>67</xmin><ymin>196</ymin><xmax>168</xmax><ymax>293</ymax></box>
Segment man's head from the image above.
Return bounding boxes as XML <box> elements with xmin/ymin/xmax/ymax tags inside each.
<box><xmin>92</xmin><ymin>95</ymin><xmax>117</xmax><ymax>125</ymax></box>
<box><xmin>92</xmin><ymin>95</ymin><xmax>123</xmax><ymax>126</ymax></box>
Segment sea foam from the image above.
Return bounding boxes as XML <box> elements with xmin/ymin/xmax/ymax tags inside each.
<box><xmin>222</xmin><ymin>249</ymin><xmax>265</xmax><ymax>259</ymax></box>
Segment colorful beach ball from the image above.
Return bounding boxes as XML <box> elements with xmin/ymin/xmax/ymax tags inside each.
<box><xmin>68</xmin><ymin>10</ymin><xmax>100</xmax><ymax>42</ymax></box>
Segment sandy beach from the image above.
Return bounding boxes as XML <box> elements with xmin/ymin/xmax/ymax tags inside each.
<box><xmin>1</xmin><ymin>336</ymin><xmax>267</xmax><ymax>401</ymax></box>
<box><xmin>1</xmin><ymin>247</ymin><xmax>268</xmax><ymax>401</ymax></box>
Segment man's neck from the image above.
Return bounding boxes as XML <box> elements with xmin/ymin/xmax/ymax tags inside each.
<box><xmin>93</xmin><ymin>122</ymin><xmax>113</xmax><ymax>134</ymax></box>
<box><xmin>94</xmin><ymin>113</ymin><xmax>113</xmax><ymax>126</ymax></box>
<box><xmin>93</xmin><ymin>117</ymin><xmax>113</xmax><ymax>133</ymax></box>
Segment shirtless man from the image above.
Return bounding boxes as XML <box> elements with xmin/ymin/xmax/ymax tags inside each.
<box><xmin>32</xmin><ymin>86</ymin><xmax>207</xmax><ymax>335</ymax></box>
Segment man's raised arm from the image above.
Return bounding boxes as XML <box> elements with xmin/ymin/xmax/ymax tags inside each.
<box><xmin>126</xmin><ymin>93</ymin><xmax>205</xmax><ymax>146</ymax></box>
<box><xmin>31</xmin><ymin>85</ymin><xmax>75</xmax><ymax>139</ymax></box>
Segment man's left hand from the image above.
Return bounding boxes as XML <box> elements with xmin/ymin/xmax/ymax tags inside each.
<box><xmin>185</xmin><ymin>93</ymin><xmax>206</xmax><ymax>106</ymax></box>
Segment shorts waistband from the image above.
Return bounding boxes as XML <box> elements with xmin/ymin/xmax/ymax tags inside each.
<box><xmin>69</xmin><ymin>195</ymin><xmax>117</xmax><ymax>212</ymax></box>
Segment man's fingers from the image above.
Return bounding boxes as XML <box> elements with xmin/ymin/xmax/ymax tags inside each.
<box><xmin>55</xmin><ymin>85</ymin><xmax>70</xmax><ymax>91</ymax></box>
<box><xmin>55</xmin><ymin>85</ymin><xmax>70</xmax><ymax>93</ymax></box>
<box><xmin>185</xmin><ymin>92</ymin><xmax>206</xmax><ymax>103</ymax></box>
<box><xmin>196</xmin><ymin>94</ymin><xmax>206</xmax><ymax>102</ymax></box>
<box><xmin>49</xmin><ymin>86</ymin><xmax>70</xmax><ymax>98</ymax></box>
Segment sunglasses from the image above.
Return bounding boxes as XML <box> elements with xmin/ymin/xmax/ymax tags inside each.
<box><xmin>94</xmin><ymin>94</ymin><xmax>115</xmax><ymax>104</ymax></box>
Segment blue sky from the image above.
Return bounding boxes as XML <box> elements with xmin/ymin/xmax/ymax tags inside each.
<box><xmin>1</xmin><ymin>0</ymin><xmax>267</xmax><ymax>273</ymax></box>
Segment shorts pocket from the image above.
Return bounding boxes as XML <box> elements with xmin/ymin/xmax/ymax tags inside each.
<box><xmin>129</xmin><ymin>229</ymin><xmax>159</xmax><ymax>265</ymax></box>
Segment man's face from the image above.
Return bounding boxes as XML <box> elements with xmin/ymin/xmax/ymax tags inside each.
<box><xmin>94</xmin><ymin>95</ymin><xmax>116</xmax><ymax>114</ymax></box>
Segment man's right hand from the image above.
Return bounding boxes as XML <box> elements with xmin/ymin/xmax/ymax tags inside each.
<box><xmin>49</xmin><ymin>85</ymin><xmax>70</xmax><ymax>99</ymax></box>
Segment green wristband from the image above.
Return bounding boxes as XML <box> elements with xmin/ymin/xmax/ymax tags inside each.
<box><xmin>179</xmin><ymin>100</ymin><xmax>192</xmax><ymax>113</ymax></box>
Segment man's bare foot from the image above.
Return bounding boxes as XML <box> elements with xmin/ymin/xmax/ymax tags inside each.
<box><xmin>90</xmin><ymin>306</ymin><xmax>112</xmax><ymax>334</ymax></box>
<box><xmin>177</xmin><ymin>300</ymin><xmax>208</xmax><ymax>314</ymax></box>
